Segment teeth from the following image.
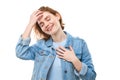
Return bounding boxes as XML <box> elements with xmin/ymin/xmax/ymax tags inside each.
<box><xmin>48</xmin><ymin>28</ymin><xmax>51</xmax><ymax>31</ymax></box>
<box><xmin>48</xmin><ymin>24</ymin><xmax>53</xmax><ymax>31</ymax></box>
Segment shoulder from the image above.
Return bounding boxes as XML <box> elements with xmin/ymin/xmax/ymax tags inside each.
<box><xmin>32</xmin><ymin>39</ymin><xmax>46</xmax><ymax>49</ymax></box>
<box><xmin>68</xmin><ymin>34</ymin><xmax>87</xmax><ymax>49</ymax></box>
<box><xmin>69</xmin><ymin>34</ymin><xmax>85</xmax><ymax>45</ymax></box>
<box><xmin>73</xmin><ymin>37</ymin><xmax>84</xmax><ymax>42</ymax></box>
<box><xmin>72</xmin><ymin>37</ymin><xmax>86</xmax><ymax>47</ymax></box>
<box><xmin>66</xmin><ymin>31</ymin><xmax>86</xmax><ymax>45</ymax></box>
<box><xmin>66</xmin><ymin>31</ymin><xmax>84</xmax><ymax>42</ymax></box>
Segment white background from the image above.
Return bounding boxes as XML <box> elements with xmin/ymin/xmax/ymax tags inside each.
<box><xmin>0</xmin><ymin>0</ymin><xmax>120</xmax><ymax>80</ymax></box>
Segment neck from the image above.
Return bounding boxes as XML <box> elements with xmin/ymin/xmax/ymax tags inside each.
<box><xmin>51</xmin><ymin>30</ymin><xmax>66</xmax><ymax>42</ymax></box>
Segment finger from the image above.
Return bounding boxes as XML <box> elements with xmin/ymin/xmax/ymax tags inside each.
<box><xmin>69</xmin><ymin>46</ymin><xmax>73</xmax><ymax>51</ymax></box>
<box><xmin>57</xmin><ymin>55</ymin><xmax>64</xmax><ymax>59</ymax></box>
<box><xmin>59</xmin><ymin>46</ymin><xmax>66</xmax><ymax>52</ymax></box>
<box><xmin>37</xmin><ymin>15</ymin><xmax>43</xmax><ymax>21</ymax></box>
<box><xmin>56</xmin><ymin>51</ymin><xmax>64</xmax><ymax>56</ymax></box>
<box><xmin>34</xmin><ymin>10</ymin><xmax>42</xmax><ymax>14</ymax></box>
<box><xmin>31</xmin><ymin>10</ymin><xmax>39</xmax><ymax>16</ymax></box>
<box><xmin>32</xmin><ymin>10</ymin><xmax>38</xmax><ymax>14</ymax></box>
<box><xmin>56</xmin><ymin>48</ymin><xmax>65</xmax><ymax>54</ymax></box>
<box><xmin>36</xmin><ymin>11</ymin><xmax>43</xmax><ymax>16</ymax></box>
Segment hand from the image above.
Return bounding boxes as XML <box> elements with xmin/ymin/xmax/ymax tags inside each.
<box><xmin>56</xmin><ymin>46</ymin><xmax>77</xmax><ymax>62</ymax></box>
<box><xmin>22</xmin><ymin>10</ymin><xmax>43</xmax><ymax>39</ymax></box>
<box><xmin>28</xmin><ymin>10</ymin><xmax>43</xmax><ymax>28</ymax></box>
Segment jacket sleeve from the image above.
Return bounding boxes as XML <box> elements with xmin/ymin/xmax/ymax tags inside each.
<box><xmin>15</xmin><ymin>36</ymin><xmax>36</xmax><ymax>60</ymax></box>
<box><xmin>75</xmin><ymin>39</ymin><xmax>96</xmax><ymax>80</ymax></box>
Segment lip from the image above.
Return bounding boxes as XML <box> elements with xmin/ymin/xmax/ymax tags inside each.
<box><xmin>47</xmin><ymin>23</ymin><xmax>54</xmax><ymax>31</ymax></box>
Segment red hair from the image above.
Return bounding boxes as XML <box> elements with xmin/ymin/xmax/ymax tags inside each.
<box><xmin>33</xmin><ymin>6</ymin><xmax>64</xmax><ymax>40</ymax></box>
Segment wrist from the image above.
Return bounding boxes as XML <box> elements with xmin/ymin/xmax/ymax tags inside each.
<box><xmin>71</xmin><ymin>56</ymin><xmax>78</xmax><ymax>63</ymax></box>
<box><xmin>27</xmin><ymin>23</ymin><xmax>35</xmax><ymax>28</ymax></box>
<box><xmin>71</xmin><ymin>57</ymin><xmax>82</xmax><ymax>72</ymax></box>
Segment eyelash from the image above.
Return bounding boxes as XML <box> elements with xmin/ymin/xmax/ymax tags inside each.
<box><xmin>46</xmin><ymin>17</ymin><xmax>50</xmax><ymax>21</ymax></box>
<box><xmin>39</xmin><ymin>23</ymin><xmax>44</xmax><ymax>27</ymax></box>
<box><xmin>39</xmin><ymin>16</ymin><xmax>50</xmax><ymax>27</ymax></box>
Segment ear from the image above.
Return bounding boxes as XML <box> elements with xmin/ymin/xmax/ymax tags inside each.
<box><xmin>55</xmin><ymin>13</ymin><xmax>61</xmax><ymax>20</ymax></box>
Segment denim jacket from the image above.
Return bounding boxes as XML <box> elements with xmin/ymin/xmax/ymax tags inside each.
<box><xmin>16</xmin><ymin>32</ymin><xmax>96</xmax><ymax>80</ymax></box>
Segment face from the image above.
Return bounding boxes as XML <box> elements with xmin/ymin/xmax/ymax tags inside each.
<box><xmin>37</xmin><ymin>11</ymin><xmax>61</xmax><ymax>35</ymax></box>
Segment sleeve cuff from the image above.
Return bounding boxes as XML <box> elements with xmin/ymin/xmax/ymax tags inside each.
<box><xmin>74</xmin><ymin>62</ymin><xmax>88</xmax><ymax>76</ymax></box>
<box><xmin>18</xmin><ymin>35</ymin><xmax>31</xmax><ymax>45</ymax></box>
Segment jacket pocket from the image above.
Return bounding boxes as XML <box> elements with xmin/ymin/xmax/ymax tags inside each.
<box><xmin>35</xmin><ymin>50</ymin><xmax>50</xmax><ymax>63</ymax></box>
<box><xmin>38</xmin><ymin>50</ymin><xmax>50</xmax><ymax>56</ymax></box>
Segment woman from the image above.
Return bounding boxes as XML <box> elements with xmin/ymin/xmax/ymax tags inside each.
<box><xmin>16</xmin><ymin>6</ymin><xmax>96</xmax><ymax>80</ymax></box>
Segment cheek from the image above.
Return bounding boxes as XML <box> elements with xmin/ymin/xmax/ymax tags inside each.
<box><xmin>41</xmin><ymin>27</ymin><xmax>45</xmax><ymax>32</ymax></box>
<box><xmin>56</xmin><ymin>21</ymin><xmax>61</xmax><ymax>27</ymax></box>
<box><xmin>52</xmin><ymin>19</ymin><xmax>58</xmax><ymax>25</ymax></box>
<box><xmin>51</xmin><ymin>17</ymin><xmax>57</xmax><ymax>22</ymax></box>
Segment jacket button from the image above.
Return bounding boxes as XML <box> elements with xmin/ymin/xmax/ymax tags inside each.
<box><xmin>64</xmin><ymin>70</ymin><xmax>67</xmax><ymax>73</ymax></box>
<box><xmin>40</xmin><ymin>78</ymin><xmax>43</xmax><ymax>80</ymax></box>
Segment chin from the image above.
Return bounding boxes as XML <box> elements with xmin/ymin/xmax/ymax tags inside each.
<box><xmin>49</xmin><ymin>30</ymin><xmax>57</xmax><ymax>35</ymax></box>
<box><xmin>45</xmin><ymin>27</ymin><xmax>59</xmax><ymax>35</ymax></box>
<box><xmin>49</xmin><ymin>31</ymin><xmax>56</xmax><ymax>35</ymax></box>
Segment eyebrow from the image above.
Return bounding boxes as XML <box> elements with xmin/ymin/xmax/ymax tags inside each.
<box><xmin>45</xmin><ymin>15</ymin><xmax>50</xmax><ymax>20</ymax></box>
<box><xmin>38</xmin><ymin>15</ymin><xmax>50</xmax><ymax>25</ymax></box>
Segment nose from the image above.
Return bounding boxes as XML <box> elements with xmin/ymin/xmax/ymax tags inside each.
<box><xmin>44</xmin><ymin>21</ymin><xmax>49</xmax><ymax>29</ymax></box>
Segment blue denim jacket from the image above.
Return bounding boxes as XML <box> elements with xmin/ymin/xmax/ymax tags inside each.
<box><xmin>16</xmin><ymin>32</ymin><xmax>96</xmax><ymax>80</ymax></box>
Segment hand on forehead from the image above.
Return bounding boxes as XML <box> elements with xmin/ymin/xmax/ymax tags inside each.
<box><xmin>37</xmin><ymin>11</ymin><xmax>51</xmax><ymax>22</ymax></box>
<box><xmin>36</xmin><ymin>10</ymin><xmax>44</xmax><ymax>22</ymax></box>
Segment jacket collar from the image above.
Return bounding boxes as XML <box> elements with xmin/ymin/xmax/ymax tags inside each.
<box><xmin>45</xmin><ymin>31</ymin><xmax>74</xmax><ymax>48</ymax></box>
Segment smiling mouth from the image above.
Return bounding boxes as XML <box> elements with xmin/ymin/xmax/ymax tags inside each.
<box><xmin>46</xmin><ymin>24</ymin><xmax>54</xmax><ymax>31</ymax></box>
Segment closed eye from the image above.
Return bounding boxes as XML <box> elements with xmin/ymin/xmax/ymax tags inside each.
<box><xmin>38</xmin><ymin>15</ymin><xmax>50</xmax><ymax>27</ymax></box>
<box><xmin>39</xmin><ymin>22</ymin><xmax>44</xmax><ymax>27</ymax></box>
<box><xmin>45</xmin><ymin>16</ymin><xmax>51</xmax><ymax>21</ymax></box>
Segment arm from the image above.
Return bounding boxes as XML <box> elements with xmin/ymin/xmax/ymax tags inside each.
<box><xmin>22</xmin><ymin>10</ymin><xmax>43</xmax><ymax>39</ymax></box>
<box><xmin>56</xmin><ymin>40</ymin><xmax>96</xmax><ymax>80</ymax></box>
<box><xmin>75</xmin><ymin>40</ymin><xmax>96</xmax><ymax>80</ymax></box>
<box><xmin>15</xmin><ymin>36</ymin><xmax>36</xmax><ymax>60</ymax></box>
<box><xmin>16</xmin><ymin>10</ymin><xmax>43</xmax><ymax>60</ymax></box>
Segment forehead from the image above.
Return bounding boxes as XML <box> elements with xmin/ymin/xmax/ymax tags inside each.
<box><xmin>42</xmin><ymin>11</ymin><xmax>55</xmax><ymax>18</ymax></box>
<box><xmin>37</xmin><ymin>11</ymin><xmax>55</xmax><ymax>22</ymax></box>
<box><xmin>42</xmin><ymin>11</ymin><xmax>49</xmax><ymax>16</ymax></box>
